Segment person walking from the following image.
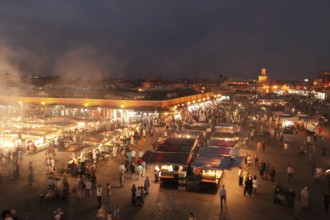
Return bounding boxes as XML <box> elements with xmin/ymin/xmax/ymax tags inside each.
<box><xmin>77</xmin><ymin>177</ymin><xmax>86</xmax><ymax>200</ymax></box>
<box><xmin>287</xmin><ymin>164</ymin><xmax>294</xmax><ymax>183</ymax></box>
<box><xmin>264</xmin><ymin>161</ymin><xmax>270</xmax><ymax>180</ymax></box>
<box><xmin>136</xmin><ymin>186</ymin><xmax>142</xmax><ymax>206</ymax></box>
<box><xmin>307</xmin><ymin>135</ymin><xmax>311</xmax><ymax>146</ymax></box>
<box><xmin>154</xmin><ymin>165</ymin><xmax>160</xmax><ymax>183</ymax></box>
<box><xmin>119</xmin><ymin>163</ymin><xmax>125</xmax><ymax>187</ymax></box>
<box><xmin>244</xmin><ymin>176</ymin><xmax>253</xmax><ymax>197</ymax></box>
<box><xmin>130</xmin><ymin>163</ymin><xmax>136</xmax><ymax>179</ymax></box>
<box><xmin>112</xmin><ymin>205</ymin><xmax>120</xmax><ymax>220</ymax></box>
<box><xmin>257</xmin><ymin>141</ymin><xmax>262</xmax><ymax>153</ymax></box>
<box><xmin>269</xmin><ymin>167</ymin><xmax>276</xmax><ymax>183</ymax></box>
<box><xmin>131</xmin><ymin>184</ymin><xmax>137</xmax><ymax>205</ymax></box>
<box><xmin>54</xmin><ymin>208</ymin><xmax>64</xmax><ymax>220</ymax></box>
<box><xmin>105</xmin><ymin>183</ymin><xmax>111</xmax><ymax>207</ymax></box>
<box><xmin>107</xmin><ymin>211</ymin><xmax>113</xmax><ymax>220</ymax></box>
<box><xmin>219</xmin><ymin>185</ymin><xmax>226</xmax><ymax>210</ymax></box>
<box><xmin>283</xmin><ymin>142</ymin><xmax>289</xmax><ymax>155</ymax></box>
<box><xmin>238</xmin><ymin>167</ymin><xmax>243</xmax><ymax>186</ymax></box>
<box><xmin>14</xmin><ymin>161</ymin><xmax>20</xmax><ymax>179</ymax></box>
<box><xmin>252</xmin><ymin>175</ymin><xmax>259</xmax><ymax>195</ymax></box>
<box><xmin>112</xmin><ymin>144</ymin><xmax>117</xmax><ymax>158</ymax></box>
<box><xmin>242</xmin><ymin>168</ymin><xmax>249</xmax><ymax>187</ymax></box>
<box><xmin>254</xmin><ymin>153</ymin><xmax>259</xmax><ymax>167</ymax></box>
<box><xmin>96</xmin><ymin>184</ymin><xmax>103</xmax><ymax>209</ymax></box>
<box><xmin>188</xmin><ymin>212</ymin><xmax>197</xmax><ymax>220</ymax></box>
<box><xmin>85</xmin><ymin>178</ymin><xmax>92</xmax><ymax>196</ymax></box>
<box><xmin>247</xmin><ymin>154</ymin><xmax>252</xmax><ymax>167</ymax></box>
<box><xmin>136</xmin><ymin>164</ymin><xmax>143</xmax><ymax>180</ymax></box>
<box><xmin>96</xmin><ymin>205</ymin><xmax>107</xmax><ymax>220</ymax></box>
<box><xmin>300</xmin><ymin>186</ymin><xmax>309</xmax><ymax>212</ymax></box>
<box><xmin>144</xmin><ymin>176</ymin><xmax>150</xmax><ymax>194</ymax></box>
<box><xmin>131</xmin><ymin>149</ymin><xmax>136</xmax><ymax>163</ymax></box>
<box><xmin>141</xmin><ymin>160</ymin><xmax>146</xmax><ymax>177</ymax></box>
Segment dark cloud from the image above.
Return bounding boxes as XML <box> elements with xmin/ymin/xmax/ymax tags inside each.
<box><xmin>0</xmin><ymin>0</ymin><xmax>329</xmax><ymax>80</ymax></box>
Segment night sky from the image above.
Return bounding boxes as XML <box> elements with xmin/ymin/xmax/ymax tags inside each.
<box><xmin>0</xmin><ymin>0</ymin><xmax>330</xmax><ymax>80</ymax></box>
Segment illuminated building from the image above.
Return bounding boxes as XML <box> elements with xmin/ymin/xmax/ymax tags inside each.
<box><xmin>256</xmin><ymin>68</ymin><xmax>270</xmax><ymax>94</ymax></box>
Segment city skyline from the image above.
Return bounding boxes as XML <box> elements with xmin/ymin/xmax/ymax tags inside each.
<box><xmin>0</xmin><ymin>0</ymin><xmax>330</xmax><ymax>80</ymax></box>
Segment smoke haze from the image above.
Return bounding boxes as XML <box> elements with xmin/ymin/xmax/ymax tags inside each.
<box><xmin>0</xmin><ymin>0</ymin><xmax>330</xmax><ymax>80</ymax></box>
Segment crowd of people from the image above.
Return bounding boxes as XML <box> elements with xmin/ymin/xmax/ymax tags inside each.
<box><xmin>2</xmin><ymin>93</ymin><xmax>330</xmax><ymax>219</ymax></box>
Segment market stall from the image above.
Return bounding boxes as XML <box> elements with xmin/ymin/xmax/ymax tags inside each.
<box><xmin>142</xmin><ymin>150</ymin><xmax>189</xmax><ymax>185</ymax></box>
<box><xmin>198</xmin><ymin>146</ymin><xmax>240</xmax><ymax>158</ymax></box>
<box><xmin>192</xmin><ymin>156</ymin><xmax>223</xmax><ymax>186</ymax></box>
<box><xmin>156</xmin><ymin>138</ymin><xmax>198</xmax><ymax>161</ymax></box>
<box><xmin>278</xmin><ymin>117</ymin><xmax>298</xmax><ymax>134</ymax></box>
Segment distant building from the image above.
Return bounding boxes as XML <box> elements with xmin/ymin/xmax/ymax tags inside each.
<box><xmin>256</xmin><ymin>68</ymin><xmax>270</xmax><ymax>95</ymax></box>
<box><xmin>317</xmin><ymin>71</ymin><xmax>330</xmax><ymax>88</ymax></box>
<box><xmin>258</xmin><ymin>68</ymin><xmax>269</xmax><ymax>83</ymax></box>
<box><xmin>223</xmin><ymin>78</ymin><xmax>255</xmax><ymax>91</ymax></box>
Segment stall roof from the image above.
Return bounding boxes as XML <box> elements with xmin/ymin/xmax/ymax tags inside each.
<box><xmin>207</xmin><ymin>139</ymin><xmax>238</xmax><ymax>147</ymax></box>
<box><xmin>214</xmin><ymin>127</ymin><xmax>239</xmax><ymax>133</ymax></box>
<box><xmin>191</xmin><ymin>123</ymin><xmax>212</xmax><ymax>128</ymax></box>
<box><xmin>142</xmin><ymin>150</ymin><xmax>189</xmax><ymax>165</ymax></box>
<box><xmin>218</xmin><ymin>156</ymin><xmax>243</xmax><ymax>170</ymax></box>
<box><xmin>192</xmin><ymin>156</ymin><xmax>221</xmax><ymax>170</ymax></box>
<box><xmin>199</xmin><ymin>147</ymin><xmax>240</xmax><ymax>158</ymax></box>
<box><xmin>211</xmin><ymin>132</ymin><xmax>239</xmax><ymax>138</ymax></box>
<box><xmin>173</xmin><ymin>130</ymin><xmax>202</xmax><ymax>136</ymax></box>
<box><xmin>214</xmin><ymin>123</ymin><xmax>239</xmax><ymax>128</ymax></box>
<box><xmin>172</xmin><ymin>130</ymin><xmax>202</xmax><ymax>138</ymax></box>
<box><xmin>183</xmin><ymin>125</ymin><xmax>208</xmax><ymax>131</ymax></box>
<box><xmin>163</xmin><ymin>138</ymin><xmax>196</xmax><ymax>146</ymax></box>
<box><xmin>157</xmin><ymin>144</ymin><xmax>194</xmax><ymax>153</ymax></box>
<box><xmin>280</xmin><ymin>117</ymin><xmax>299</xmax><ymax>123</ymax></box>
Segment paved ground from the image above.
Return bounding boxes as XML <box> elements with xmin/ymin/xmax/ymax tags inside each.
<box><xmin>0</xmin><ymin>125</ymin><xmax>329</xmax><ymax>220</ymax></box>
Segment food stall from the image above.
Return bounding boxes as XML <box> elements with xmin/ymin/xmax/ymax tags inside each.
<box><xmin>192</xmin><ymin>156</ymin><xmax>223</xmax><ymax>187</ymax></box>
<box><xmin>65</xmin><ymin>144</ymin><xmax>98</xmax><ymax>175</ymax></box>
<box><xmin>273</xmin><ymin>114</ymin><xmax>298</xmax><ymax>134</ymax></box>
<box><xmin>306</xmin><ymin>122</ymin><xmax>318</xmax><ymax>133</ymax></box>
<box><xmin>19</xmin><ymin>128</ymin><xmax>59</xmax><ymax>152</ymax></box>
<box><xmin>142</xmin><ymin>150</ymin><xmax>189</xmax><ymax>185</ymax></box>
<box><xmin>191</xmin><ymin>144</ymin><xmax>241</xmax><ymax>191</ymax></box>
